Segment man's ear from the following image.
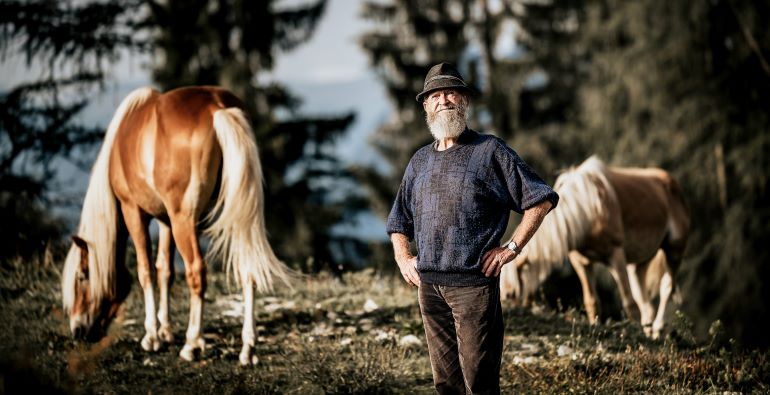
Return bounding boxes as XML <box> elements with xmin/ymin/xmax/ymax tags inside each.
<box><xmin>71</xmin><ymin>235</ymin><xmax>89</xmax><ymax>273</ymax></box>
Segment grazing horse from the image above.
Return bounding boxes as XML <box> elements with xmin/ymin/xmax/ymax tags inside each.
<box><xmin>500</xmin><ymin>156</ymin><xmax>689</xmax><ymax>339</ymax></box>
<box><xmin>61</xmin><ymin>86</ymin><xmax>291</xmax><ymax>364</ymax></box>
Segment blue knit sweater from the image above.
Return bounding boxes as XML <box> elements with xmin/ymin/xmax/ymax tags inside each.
<box><xmin>386</xmin><ymin>129</ymin><xmax>559</xmax><ymax>286</ymax></box>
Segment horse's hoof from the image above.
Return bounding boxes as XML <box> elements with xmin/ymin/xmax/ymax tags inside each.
<box><xmin>141</xmin><ymin>333</ymin><xmax>161</xmax><ymax>352</ymax></box>
<box><xmin>643</xmin><ymin>324</ymin><xmax>653</xmax><ymax>338</ymax></box>
<box><xmin>179</xmin><ymin>339</ymin><xmax>205</xmax><ymax>361</ymax></box>
<box><xmin>651</xmin><ymin>323</ymin><xmax>663</xmax><ymax>340</ymax></box>
<box><xmin>158</xmin><ymin>326</ymin><xmax>174</xmax><ymax>343</ymax></box>
<box><xmin>239</xmin><ymin>346</ymin><xmax>258</xmax><ymax>366</ymax></box>
<box><xmin>179</xmin><ymin>346</ymin><xmax>195</xmax><ymax>362</ymax></box>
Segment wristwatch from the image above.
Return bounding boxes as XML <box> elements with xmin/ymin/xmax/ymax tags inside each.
<box><xmin>506</xmin><ymin>241</ymin><xmax>519</xmax><ymax>254</ymax></box>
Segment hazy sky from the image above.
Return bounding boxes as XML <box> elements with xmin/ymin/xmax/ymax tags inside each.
<box><xmin>1</xmin><ymin>0</ymin><xmax>389</xmax><ymax>163</ymax></box>
<box><xmin>272</xmin><ymin>0</ymin><xmax>372</xmax><ymax>84</ymax></box>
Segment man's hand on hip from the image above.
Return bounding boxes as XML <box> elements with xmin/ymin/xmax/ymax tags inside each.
<box><xmin>396</xmin><ymin>255</ymin><xmax>421</xmax><ymax>287</ymax></box>
<box><xmin>390</xmin><ymin>233</ymin><xmax>420</xmax><ymax>287</ymax></box>
<box><xmin>481</xmin><ymin>247</ymin><xmax>516</xmax><ymax>277</ymax></box>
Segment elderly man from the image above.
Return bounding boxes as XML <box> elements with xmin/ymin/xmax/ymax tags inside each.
<box><xmin>386</xmin><ymin>62</ymin><xmax>559</xmax><ymax>394</ymax></box>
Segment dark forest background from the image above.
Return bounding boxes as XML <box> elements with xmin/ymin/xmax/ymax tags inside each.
<box><xmin>1</xmin><ymin>0</ymin><xmax>768</xmax><ymax>348</ymax></box>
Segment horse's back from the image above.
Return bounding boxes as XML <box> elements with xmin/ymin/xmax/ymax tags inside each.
<box><xmin>155</xmin><ymin>86</ymin><xmax>244</xmax><ymax>133</ymax></box>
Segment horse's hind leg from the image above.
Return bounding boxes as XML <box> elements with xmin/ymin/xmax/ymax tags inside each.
<box><xmin>652</xmin><ymin>270</ymin><xmax>673</xmax><ymax>339</ymax></box>
<box><xmin>120</xmin><ymin>204</ymin><xmax>161</xmax><ymax>351</ymax></box>
<box><xmin>155</xmin><ymin>222</ymin><xmax>175</xmax><ymax>343</ymax></box>
<box><xmin>239</xmin><ymin>270</ymin><xmax>257</xmax><ymax>365</ymax></box>
<box><xmin>169</xmin><ymin>214</ymin><xmax>207</xmax><ymax>361</ymax></box>
<box><xmin>627</xmin><ymin>260</ymin><xmax>656</xmax><ymax>336</ymax></box>
<box><xmin>654</xmin><ymin>216</ymin><xmax>687</xmax><ymax>339</ymax></box>
<box><xmin>650</xmin><ymin>252</ymin><xmax>673</xmax><ymax>339</ymax></box>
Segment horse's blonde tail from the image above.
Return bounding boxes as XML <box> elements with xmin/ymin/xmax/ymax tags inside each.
<box><xmin>62</xmin><ymin>87</ymin><xmax>157</xmax><ymax>311</ymax></box>
<box><xmin>205</xmin><ymin>108</ymin><xmax>292</xmax><ymax>292</ymax></box>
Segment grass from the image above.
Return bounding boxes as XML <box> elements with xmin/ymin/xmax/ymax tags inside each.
<box><xmin>1</xmin><ymin>254</ymin><xmax>769</xmax><ymax>394</ymax></box>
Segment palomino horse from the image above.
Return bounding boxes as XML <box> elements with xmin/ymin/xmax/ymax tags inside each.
<box><xmin>500</xmin><ymin>156</ymin><xmax>689</xmax><ymax>339</ymax></box>
<box><xmin>61</xmin><ymin>86</ymin><xmax>291</xmax><ymax>364</ymax></box>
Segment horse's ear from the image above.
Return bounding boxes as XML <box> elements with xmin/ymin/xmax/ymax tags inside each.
<box><xmin>71</xmin><ymin>235</ymin><xmax>89</xmax><ymax>273</ymax></box>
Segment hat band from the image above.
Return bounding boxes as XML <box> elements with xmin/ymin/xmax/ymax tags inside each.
<box><xmin>424</xmin><ymin>75</ymin><xmax>466</xmax><ymax>89</ymax></box>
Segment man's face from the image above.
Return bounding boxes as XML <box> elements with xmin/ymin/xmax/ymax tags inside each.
<box><xmin>423</xmin><ymin>89</ymin><xmax>464</xmax><ymax>113</ymax></box>
<box><xmin>423</xmin><ymin>89</ymin><xmax>468</xmax><ymax>140</ymax></box>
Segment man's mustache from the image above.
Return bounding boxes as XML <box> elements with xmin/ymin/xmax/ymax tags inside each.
<box><xmin>435</xmin><ymin>105</ymin><xmax>461</xmax><ymax>113</ymax></box>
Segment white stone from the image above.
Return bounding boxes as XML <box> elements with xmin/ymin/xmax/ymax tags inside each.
<box><xmin>512</xmin><ymin>356</ymin><xmax>537</xmax><ymax>364</ymax></box>
<box><xmin>374</xmin><ymin>330</ymin><xmax>391</xmax><ymax>342</ymax></box>
<box><xmin>398</xmin><ymin>334</ymin><xmax>422</xmax><ymax>348</ymax></box>
<box><xmin>363</xmin><ymin>299</ymin><xmax>379</xmax><ymax>313</ymax></box>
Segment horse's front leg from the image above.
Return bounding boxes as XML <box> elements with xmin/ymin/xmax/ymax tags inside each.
<box><xmin>569</xmin><ymin>251</ymin><xmax>600</xmax><ymax>324</ymax></box>
<box><xmin>239</xmin><ymin>271</ymin><xmax>257</xmax><ymax>365</ymax></box>
<box><xmin>607</xmin><ymin>247</ymin><xmax>641</xmax><ymax>322</ymax></box>
<box><xmin>170</xmin><ymin>216</ymin><xmax>207</xmax><ymax>361</ymax></box>
<box><xmin>121</xmin><ymin>205</ymin><xmax>162</xmax><ymax>351</ymax></box>
<box><xmin>155</xmin><ymin>222</ymin><xmax>175</xmax><ymax>343</ymax></box>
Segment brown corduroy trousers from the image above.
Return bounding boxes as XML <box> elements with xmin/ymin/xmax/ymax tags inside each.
<box><xmin>418</xmin><ymin>281</ymin><xmax>504</xmax><ymax>395</ymax></box>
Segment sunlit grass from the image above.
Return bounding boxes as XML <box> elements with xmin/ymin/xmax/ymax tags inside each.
<box><xmin>1</xmin><ymin>256</ymin><xmax>769</xmax><ymax>394</ymax></box>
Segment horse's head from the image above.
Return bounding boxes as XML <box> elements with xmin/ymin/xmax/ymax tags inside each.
<box><xmin>62</xmin><ymin>235</ymin><xmax>128</xmax><ymax>342</ymax></box>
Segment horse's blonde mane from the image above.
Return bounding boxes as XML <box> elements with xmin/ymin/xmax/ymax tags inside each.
<box><xmin>62</xmin><ymin>87</ymin><xmax>157</xmax><ymax>311</ymax></box>
<box><xmin>522</xmin><ymin>155</ymin><xmax>615</xmax><ymax>283</ymax></box>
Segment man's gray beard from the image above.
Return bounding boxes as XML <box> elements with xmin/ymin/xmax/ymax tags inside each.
<box><xmin>426</xmin><ymin>104</ymin><xmax>468</xmax><ymax>141</ymax></box>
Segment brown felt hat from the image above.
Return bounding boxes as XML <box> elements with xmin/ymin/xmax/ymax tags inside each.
<box><xmin>416</xmin><ymin>62</ymin><xmax>475</xmax><ymax>102</ymax></box>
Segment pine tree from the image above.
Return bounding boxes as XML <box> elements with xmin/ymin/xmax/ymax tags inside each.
<box><xmin>145</xmin><ymin>0</ymin><xmax>358</xmax><ymax>270</ymax></box>
<box><xmin>360</xmin><ymin>0</ymin><xmax>770</xmax><ymax>346</ymax></box>
<box><xmin>2</xmin><ymin>0</ymin><xmax>361</xmax><ymax>269</ymax></box>
<box><xmin>0</xmin><ymin>0</ymin><xmax>146</xmax><ymax>259</ymax></box>
<box><xmin>571</xmin><ymin>0</ymin><xmax>770</xmax><ymax>346</ymax></box>
<box><xmin>358</xmin><ymin>0</ymin><xmax>477</xmax><ymax>219</ymax></box>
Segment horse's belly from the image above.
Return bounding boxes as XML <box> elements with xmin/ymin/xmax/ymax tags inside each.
<box><xmin>112</xmin><ymin>175</ymin><xmax>167</xmax><ymax>217</ymax></box>
<box><xmin>624</xmin><ymin>230</ymin><xmax>665</xmax><ymax>263</ymax></box>
<box><xmin>134</xmin><ymin>190</ymin><xmax>168</xmax><ymax>218</ymax></box>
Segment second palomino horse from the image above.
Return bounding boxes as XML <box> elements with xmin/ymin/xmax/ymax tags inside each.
<box><xmin>501</xmin><ymin>156</ymin><xmax>689</xmax><ymax>338</ymax></box>
<box><xmin>61</xmin><ymin>86</ymin><xmax>291</xmax><ymax>364</ymax></box>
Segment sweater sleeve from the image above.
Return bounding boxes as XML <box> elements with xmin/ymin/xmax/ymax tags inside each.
<box><xmin>493</xmin><ymin>140</ymin><xmax>559</xmax><ymax>213</ymax></box>
<box><xmin>386</xmin><ymin>159</ymin><xmax>416</xmax><ymax>239</ymax></box>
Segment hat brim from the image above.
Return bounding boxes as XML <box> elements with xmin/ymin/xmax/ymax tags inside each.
<box><xmin>416</xmin><ymin>82</ymin><xmax>476</xmax><ymax>102</ymax></box>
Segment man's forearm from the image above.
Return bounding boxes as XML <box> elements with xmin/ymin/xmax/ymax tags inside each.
<box><xmin>390</xmin><ymin>233</ymin><xmax>413</xmax><ymax>261</ymax></box>
<box><xmin>509</xmin><ymin>200</ymin><xmax>552</xmax><ymax>251</ymax></box>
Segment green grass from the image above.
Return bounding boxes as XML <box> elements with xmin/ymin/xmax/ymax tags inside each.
<box><xmin>1</xmin><ymin>256</ymin><xmax>768</xmax><ymax>394</ymax></box>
